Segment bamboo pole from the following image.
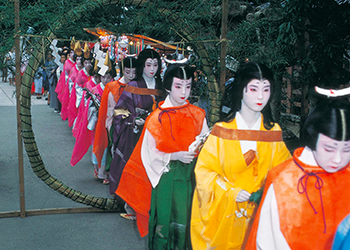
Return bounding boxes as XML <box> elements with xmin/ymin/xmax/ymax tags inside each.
<box><xmin>14</xmin><ymin>0</ymin><xmax>25</xmax><ymax>218</ymax></box>
<box><xmin>219</xmin><ymin>0</ymin><xmax>229</xmax><ymax>95</ymax></box>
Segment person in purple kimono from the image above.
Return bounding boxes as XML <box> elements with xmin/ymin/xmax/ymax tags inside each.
<box><xmin>109</xmin><ymin>49</ymin><xmax>166</xmax><ymax>200</ymax></box>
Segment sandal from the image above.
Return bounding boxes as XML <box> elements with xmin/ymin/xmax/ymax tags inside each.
<box><xmin>93</xmin><ymin>169</ymin><xmax>98</xmax><ymax>178</ymax></box>
<box><xmin>102</xmin><ymin>178</ymin><xmax>110</xmax><ymax>185</ymax></box>
<box><xmin>120</xmin><ymin>213</ymin><xmax>136</xmax><ymax>221</ymax></box>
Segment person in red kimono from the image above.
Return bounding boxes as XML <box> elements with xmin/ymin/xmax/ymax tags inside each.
<box><xmin>247</xmin><ymin>92</ymin><xmax>350</xmax><ymax>250</ymax></box>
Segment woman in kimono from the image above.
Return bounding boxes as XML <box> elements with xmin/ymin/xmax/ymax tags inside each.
<box><xmin>144</xmin><ymin>62</ymin><xmax>209</xmax><ymax>249</ymax></box>
<box><xmin>60</xmin><ymin>41</ymin><xmax>83</xmax><ymax>121</ymax></box>
<box><xmin>247</xmin><ymin>94</ymin><xmax>350</xmax><ymax>250</ymax></box>
<box><xmin>93</xmin><ymin>57</ymin><xmax>137</xmax><ymax>176</ymax></box>
<box><xmin>68</xmin><ymin>43</ymin><xmax>93</xmax><ymax>127</ymax></box>
<box><xmin>108</xmin><ymin>49</ymin><xmax>166</xmax><ymax>196</ymax></box>
<box><xmin>70</xmin><ymin>56</ymin><xmax>115</xmax><ymax>185</ymax></box>
<box><xmin>190</xmin><ymin>62</ymin><xmax>291</xmax><ymax>250</ymax></box>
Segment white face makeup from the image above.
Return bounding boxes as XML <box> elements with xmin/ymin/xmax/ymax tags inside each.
<box><xmin>123</xmin><ymin>67</ymin><xmax>136</xmax><ymax>83</ymax></box>
<box><xmin>69</xmin><ymin>50</ymin><xmax>75</xmax><ymax>59</ymax></box>
<box><xmin>76</xmin><ymin>56</ymin><xmax>82</xmax><ymax>68</ymax></box>
<box><xmin>313</xmin><ymin>133</ymin><xmax>350</xmax><ymax>173</ymax></box>
<box><xmin>168</xmin><ymin>77</ymin><xmax>192</xmax><ymax>107</ymax></box>
<box><xmin>83</xmin><ymin>59</ymin><xmax>92</xmax><ymax>71</ymax></box>
<box><xmin>241</xmin><ymin>79</ymin><xmax>271</xmax><ymax>113</ymax></box>
<box><xmin>101</xmin><ymin>73</ymin><xmax>113</xmax><ymax>86</ymax></box>
<box><xmin>143</xmin><ymin>58</ymin><xmax>158</xmax><ymax>78</ymax></box>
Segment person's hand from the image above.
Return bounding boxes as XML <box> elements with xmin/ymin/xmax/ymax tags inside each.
<box><xmin>135</xmin><ymin>118</ymin><xmax>145</xmax><ymax>126</ymax></box>
<box><xmin>171</xmin><ymin>151</ymin><xmax>196</xmax><ymax>164</ymax></box>
<box><xmin>236</xmin><ymin>190</ymin><xmax>251</xmax><ymax>202</ymax></box>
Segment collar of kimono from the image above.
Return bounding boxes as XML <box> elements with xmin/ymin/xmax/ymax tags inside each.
<box><xmin>211</xmin><ymin>124</ymin><xmax>282</xmax><ymax>141</ymax></box>
<box><xmin>157</xmin><ymin>100</ymin><xmax>190</xmax><ymax>140</ymax></box>
<box><xmin>124</xmin><ymin>84</ymin><xmax>166</xmax><ymax>97</ymax></box>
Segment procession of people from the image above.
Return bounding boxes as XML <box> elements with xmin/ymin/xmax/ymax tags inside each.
<box><xmin>14</xmin><ymin>35</ymin><xmax>350</xmax><ymax>250</ymax></box>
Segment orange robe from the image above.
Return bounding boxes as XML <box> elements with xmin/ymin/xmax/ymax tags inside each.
<box><xmin>93</xmin><ymin>79</ymin><xmax>126</xmax><ymax>168</ymax></box>
<box><xmin>116</xmin><ymin>101</ymin><xmax>206</xmax><ymax>237</ymax></box>
<box><xmin>246</xmin><ymin>147</ymin><xmax>350</xmax><ymax>250</ymax></box>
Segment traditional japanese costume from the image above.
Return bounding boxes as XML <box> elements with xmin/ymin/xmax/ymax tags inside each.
<box><xmin>190</xmin><ymin>114</ymin><xmax>291</xmax><ymax>250</ymax></box>
<box><xmin>246</xmin><ymin>147</ymin><xmax>350</xmax><ymax>250</ymax></box>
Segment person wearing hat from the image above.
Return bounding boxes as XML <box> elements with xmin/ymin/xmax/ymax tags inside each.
<box><xmin>68</xmin><ymin>42</ymin><xmax>93</xmax><ymax>127</ymax></box>
<box><xmin>60</xmin><ymin>41</ymin><xmax>83</xmax><ymax>121</ymax></box>
<box><xmin>70</xmin><ymin>52</ymin><xmax>115</xmax><ymax>183</ymax></box>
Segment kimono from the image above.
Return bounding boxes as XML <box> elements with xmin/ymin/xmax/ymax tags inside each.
<box><xmin>70</xmin><ymin>83</ymin><xmax>104</xmax><ymax>166</ymax></box>
<box><xmin>190</xmin><ymin>114</ymin><xmax>291</xmax><ymax>250</ymax></box>
<box><xmin>60</xmin><ymin>64</ymin><xmax>80</xmax><ymax>121</ymax></box>
<box><xmin>108</xmin><ymin>78</ymin><xmax>165</xmax><ymax>195</ymax></box>
<box><xmin>56</xmin><ymin>58</ymin><xmax>74</xmax><ymax>102</ymax></box>
<box><xmin>68</xmin><ymin>68</ymin><xmax>91</xmax><ymax>127</ymax></box>
<box><xmin>93</xmin><ymin>79</ymin><xmax>127</xmax><ymax>169</ymax></box>
<box><xmin>143</xmin><ymin>97</ymin><xmax>208</xmax><ymax>249</ymax></box>
<box><xmin>246</xmin><ymin>147</ymin><xmax>350</xmax><ymax>250</ymax></box>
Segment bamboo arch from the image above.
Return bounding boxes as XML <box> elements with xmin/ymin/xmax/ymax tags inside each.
<box><xmin>18</xmin><ymin>32</ymin><xmax>119</xmax><ymax>213</ymax></box>
<box><xmin>3</xmin><ymin>0</ymin><xmax>226</xmax><ymax>218</ymax></box>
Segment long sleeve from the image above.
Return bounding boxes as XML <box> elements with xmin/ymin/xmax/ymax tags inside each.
<box><xmin>256</xmin><ymin>184</ymin><xmax>291</xmax><ymax>250</ymax></box>
<box><xmin>141</xmin><ymin>128</ymin><xmax>171</xmax><ymax>188</ymax></box>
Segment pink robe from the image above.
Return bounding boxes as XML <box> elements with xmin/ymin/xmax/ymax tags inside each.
<box><xmin>56</xmin><ymin>58</ymin><xmax>74</xmax><ymax>102</ymax></box>
<box><xmin>68</xmin><ymin>68</ymin><xmax>91</xmax><ymax>127</ymax></box>
<box><xmin>60</xmin><ymin>65</ymin><xmax>80</xmax><ymax>121</ymax></box>
<box><xmin>70</xmin><ymin>83</ymin><xmax>104</xmax><ymax>166</ymax></box>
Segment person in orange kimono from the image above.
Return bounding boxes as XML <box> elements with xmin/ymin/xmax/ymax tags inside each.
<box><xmin>190</xmin><ymin>62</ymin><xmax>291</xmax><ymax>250</ymax></box>
<box><xmin>246</xmin><ymin>96</ymin><xmax>350</xmax><ymax>250</ymax></box>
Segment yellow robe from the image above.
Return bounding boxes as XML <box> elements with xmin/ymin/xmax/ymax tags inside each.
<box><xmin>191</xmin><ymin>116</ymin><xmax>291</xmax><ymax>250</ymax></box>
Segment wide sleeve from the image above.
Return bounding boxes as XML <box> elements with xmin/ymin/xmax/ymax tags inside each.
<box><xmin>194</xmin><ymin>134</ymin><xmax>242</xmax><ymax>212</ymax></box>
<box><xmin>141</xmin><ymin>128</ymin><xmax>171</xmax><ymax>188</ymax></box>
<box><xmin>256</xmin><ymin>184</ymin><xmax>291</xmax><ymax>250</ymax></box>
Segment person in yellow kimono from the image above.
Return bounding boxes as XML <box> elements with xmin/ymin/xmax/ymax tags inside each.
<box><xmin>190</xmin><ymin>62</ymin><xmax>292</xmax><ymax>250</ymax></box>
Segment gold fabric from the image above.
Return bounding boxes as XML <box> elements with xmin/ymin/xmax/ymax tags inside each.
<box><xmin>191</xmin><ymin>116</ymin><xmax>291</xmax><ymax>249</ymax></box>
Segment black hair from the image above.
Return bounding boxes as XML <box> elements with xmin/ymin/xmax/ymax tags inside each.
<box><xmin>163</xmin><ymin>63</ymin><xmax>194</xmax><ymax>91</ymax></box>
<box><xmin>136</xmin><ymin>48</ymin><xmax>161</xmax><ymax>80</ymax></box>
<box><xmin>118</xmin><ymin>57</ymin><xmax>137</xmax><ymax>77</ymax></box>
<box><xmin>302</xmin><ymin>99</ymin><xmax>350</xmax><ymax>150</ymax></box>
<box><xmin>221</xmin><ymin>62</ymin><xmax>275</xmax><ymax>130</ymax></box>
<box><xmin>105</xmin><ymin>59</ymin><xmax>116</xmax><ymax>78</ymax></box>
<box><xmin>72</xmin><ymin>53</ymin><xmax>81</xmax><ymax>62</ymax></box>
<box><xmin>136</xmin><ymin>48</ymin><xmax>162</xmax><ymax>90</ymax></box>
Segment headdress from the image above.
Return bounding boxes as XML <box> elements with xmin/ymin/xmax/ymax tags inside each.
<box><xmin>163</xmin><ymin>58</ymin><xmax>188</xmax><ymax>65</ymax></box>
<box><xmin>74</xmin><ymin>41</ymin><xmax>82</xmax><ymax>56</ymax></box>
<box><xmin>70</xmin><ymin>37</ymin><xmax>75</xmax><ymax>50</ymax></box>
<box><xmin>83</xmin><ymin>42</ymin><xmax>91</xmax><ymax>59</ymax></box>
<box><xmin>104</xmin><ymin>52</ymin><xmax>112</xmax><ymax>72</ymax></box>
<box><xmin>93</xmin><ymin>59</ymin><xmax>99</xmax><ymax>74</ymax></box>
<box><xmin>315</xmin><ymin>86</ymin><xmax>350</xmax><ymax>98</ymax></box>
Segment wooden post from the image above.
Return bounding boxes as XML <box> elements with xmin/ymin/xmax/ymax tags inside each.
<box><xmin>219</xmin><ymin>0</ymin><xmax>229</xmax><ymax>95</ymax></box>
<box><xmin>14</xmin><ymin>0</ymin><xmax>26</xmax><ymax>218</ymax></box>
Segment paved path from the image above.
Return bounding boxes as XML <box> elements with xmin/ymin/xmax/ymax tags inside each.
<box><xmin>0</xmin><ymin>80</ymin><xmax>49</xmax><ymax>107</ymax></box>
<box><xmin>0</xmin><ymin>79</ymin><xmax>147</xmax><ymax>249</ymax></box>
